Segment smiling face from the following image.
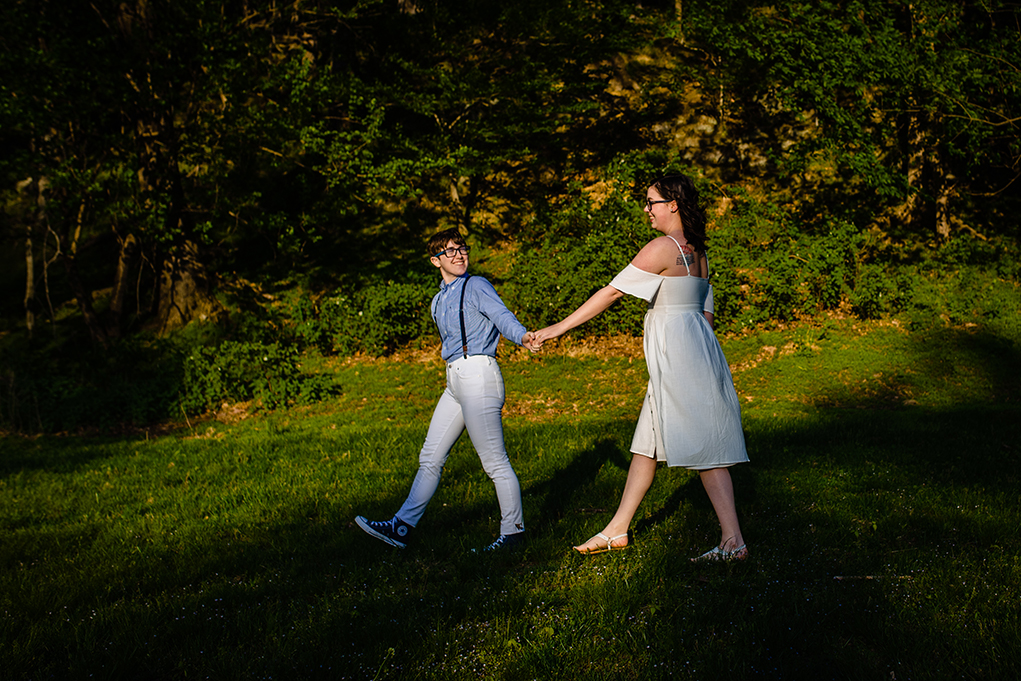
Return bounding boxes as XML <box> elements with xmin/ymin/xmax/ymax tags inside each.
<box><xmin>430</xmin><ymin>239</ymin><xmax>470</xmax><ymax>284</ymax></box>
<box><xmin>644</xmin><ymin>186</ymin><xmax>679</xmax><ymax>234</ymax></box>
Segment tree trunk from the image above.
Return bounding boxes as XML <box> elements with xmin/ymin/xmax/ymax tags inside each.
<box><xmin>62</xmin><ymin>253</ymin><xmax>110</xmax><ymax>349</ymax></box>
<box><xmin>108</xmin><ymin>232</ymin><xmax>139</xmax><ymax>339</ymax></box>
<box><xmin>17</xmin><ymin>179</ymin><xmax>37</xmax><ymax>337</ymax></box>
<box><xmin>675</xmin><ymin>0</ymin><xmax>685</xmax><ymax>44</ymax></box>
<box><xmin>894</xmin><ymin>110</ymin><xmax>926</xmax><ymax>227</ymax></box>
<box><xmin>891</xmin><ymin>108</ymin><xmax>955</xmax><ymax>237</ymax></box>
<box><xmin>450</xmin><ymin>174</ymin><xmax>479</xmax><ymax>235</ymax></box>
<box><xmin>24</xmin><ymin>225</ymin><xmax>35</xmax><ymax>337</ymax></box>
<box><xmin>933</xmin><ymin>148</ymin><xmax>954</xmax><ymax>239</ymax></box>
<box><xmin>155</xmin><ymin>240</ymin><xmax>223</xmax><ymax>333</ymax></box>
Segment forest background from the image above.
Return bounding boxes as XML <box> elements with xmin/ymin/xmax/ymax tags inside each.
<box><xmin>1</xmin><ymin>0</ymin><xmax>1020</xmax><ymax>433</ymax></box>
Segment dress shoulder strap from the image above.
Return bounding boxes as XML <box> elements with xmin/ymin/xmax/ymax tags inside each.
<box><xmin>664</xmin><ymin>234</ymin><xmax>691</xmax><ymax>275</ymax></box>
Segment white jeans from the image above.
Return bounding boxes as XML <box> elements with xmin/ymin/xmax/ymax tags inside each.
<box><xmin>396</xmin><ymin>355</ymin><xmax>524</xmax><ymax>536</ymax></box>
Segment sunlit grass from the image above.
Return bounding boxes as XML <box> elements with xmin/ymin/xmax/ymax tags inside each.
<box><xmin>2</xmin><ymin>317</ymin><xmax>1020</xmax><ymax>679</ymax></box>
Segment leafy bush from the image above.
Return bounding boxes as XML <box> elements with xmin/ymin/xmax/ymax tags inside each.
<box><xmin>291</xmin><ymin>295</ymin><xmax>333</xmax><ymax>353</ymax></box>
<box><xmin>511</xmin><ymin>209</ymin><xmax>649</xmax><ymax>336</ymax></box>
<box><xmin>709</xmin><ymin>191</ymin><xmax>872</xmax><ymax>329</ymax></box>
<box><xmin>511</xmin><ymin>156</ymin><xmax>885</xmax><ymax>337</ymax></box>
<box><xmin>341</xmin><ymin>280</ymin><xmax>435</xmax><ymax>355</ymax></box>
<box><xmin>179</xmin><ymin>339</ymin><xmax>335</xmax><ymax>414</ymax></box>
<box><xmin>0</xmin><ymin>337</ymin><xmax>181</xmax><ymax>433</ymax></box>
<box><xmin>850</xmin><ymin>263</ymin><xmax>896</xmax><ymax>319</ymax></box>
<box><xmin>0</xmin><ymin>324</ymin><xmax>339</xmax><ymax>433</ymax></box>
<box><xmin>510</xmin><ymin>153</ymin><xmax>667</xmax><ymax>336</ymax></box>
<box><xmin>291</xmin><ymin>279</ymin><xmax>434</xmax><ymax>357</ymax></box>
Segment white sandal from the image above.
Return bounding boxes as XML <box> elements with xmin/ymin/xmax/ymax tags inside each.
<box><xmin>691</xmin><ymin>543</ymin><xmax>748</xmax><ymax>563</ymax></box>
<box><xmin>573</xmin><ymin>532</ymin><xmax>629</xmax><ymax>555</ymax></box>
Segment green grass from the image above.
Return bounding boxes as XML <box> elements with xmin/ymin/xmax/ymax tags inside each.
<box><xmin>2</xmin><ymin>317</ymin><xmax>1020</xmax><ymax>679</ymax></box>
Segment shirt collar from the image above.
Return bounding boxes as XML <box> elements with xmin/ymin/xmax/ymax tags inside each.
<box><xmin>438</xmin><ymin>273</ymin><xmax>470</xmax><ymax>292</ymax></box>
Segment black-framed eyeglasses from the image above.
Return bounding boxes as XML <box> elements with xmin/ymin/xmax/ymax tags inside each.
<box><xmin>433</xmin><ymin>245</ymin><xmax>471</xmax><ymax>259</ymax></box>
<box><xmin>645</xmin><ymin>198</ymin><xmax>672</xmax><ymax>209</ymax></box>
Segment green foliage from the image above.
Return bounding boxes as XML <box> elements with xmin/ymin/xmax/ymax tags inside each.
<box><xmin>292</xmin><ymin>279</ymin><xmax>435</xmax><ymax>357</ymax></box>
<box><xmin>711</xmin><ymin>201</ymin><xmax>868</xmax><ymax>329</ymax></box>
<box><xmin>285</xmin><ymin>0</ymin><xmax>647</xmax><ymax>247</ymax></box>
<box><xmin>0</xmin><ymin>338</ymin><xmax>180</xmax><ymax>433</ymax></box>
<box><xmin>510</xmin><ymin>152</ymin><xmax>673</xmax><ymax>334</ymax></box>
<box><xmin>513</xmin><ymin>159</ymin><xmax>896</xmax><ymax>336</ymax></box>
<box><xmin>850</xmin><ymin>263</ymin><xmax>898</xmax><ymax>320</ymax></box>
<box><xmin>3</xmin><ymin>0</ymin><xmax>1019</xmax><ymax>356</ymax></box>
<box><xmin>511</xmin><ymin>209</ymin><xmax>648</xmax><ymax>335</ymax></box>
<box><xmin>179</xmin><ymin>340</ymin><xmax>335</xmax><ymax>414</ymax></box>
<box><xmin>683</xmin><ymin>0</ymin><xmax>1021</xmax><ymax>232</ymax></box>
<box><xmin>0</xmin><ymin>323</ymin><xmax>339</xmax><ymax>434</ymax></box>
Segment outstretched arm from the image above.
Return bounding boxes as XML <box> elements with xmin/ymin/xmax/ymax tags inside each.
<box><xmin>533</xmin><ymin>285</ymin><xmax>624</xmax><ymax>345</ymax></box>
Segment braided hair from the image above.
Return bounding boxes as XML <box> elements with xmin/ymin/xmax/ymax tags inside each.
<box><xmin>650</xmin><ymin>174</ymin><xmax>708</xmax><ymax>254</ymax></box>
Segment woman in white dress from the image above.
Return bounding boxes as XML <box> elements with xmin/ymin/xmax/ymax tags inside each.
<box><xmin>532</xmin><ymin>174</ymin><xmax>749</xmax><ymax>561</ymax></box>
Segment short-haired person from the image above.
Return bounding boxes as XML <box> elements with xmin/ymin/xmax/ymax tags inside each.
<box><xmin>356</xmin><ymin>228</ymin><xmax>537</xmax><ymax>552</ymax></box>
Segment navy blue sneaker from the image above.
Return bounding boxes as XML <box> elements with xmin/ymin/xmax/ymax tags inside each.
<box><xmin>355</xmin><ymin>516</ymin><xmax>412</xmax><ymax>549</ymax></box>
<box><xmin>477</xmin><ymin>532</ymin><xmax>525</xmax><ymax>553</ymax></box>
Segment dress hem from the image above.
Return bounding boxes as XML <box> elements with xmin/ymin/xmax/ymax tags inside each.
<box><xmin>630</xmin><ymin>447</ymin><xmax>748</xmax><ymax>470</ymax></box>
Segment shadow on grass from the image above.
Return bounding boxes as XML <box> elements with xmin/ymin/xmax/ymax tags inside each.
<box><xmin>806</xmin><ymin>324</ymin><xmax>1021</xmax><ymax>410</ymax></box>
<box><xmin>4</xmin><ymin>403</ymin><xmax>1021</xmax><ymax>679</ymax></box>
<box><xmin>746</xmin><ymin>404</ymin><xmax>1019</xmax><ymax>491</ymax></box>
<box><xmin>0</xmin><ymin>434</ymin><xmax>143</xmax><ymax>476</ymax></box>
<box><xmin>526</xmin><ymin>436</ymin><xmax>631</xmax><ymax>522</ymax></box>
<box><xmin>912</xmin><ymin>325</ymin><xmax>1021</xmax><ymax>404</ymax></box>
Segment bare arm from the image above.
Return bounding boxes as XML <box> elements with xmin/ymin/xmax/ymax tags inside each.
<box><xmin>533</xmin><ymin>285</ymin><xmax>625</xmax><ymax>344</ymax></box>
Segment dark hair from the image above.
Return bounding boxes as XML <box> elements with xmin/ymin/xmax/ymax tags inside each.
<box><xmin>650</xmin><ymin>174</ymin><xmax>708</xmax><ymax>253</ymax></box>
<box><xmin>427</xmin><ymin>228</ymin><xmax>466</xmax><ymax>257</ymax></box>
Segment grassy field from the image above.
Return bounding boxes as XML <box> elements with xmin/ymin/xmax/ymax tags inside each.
<box><xmin>2</xmin><ymin>317</ymin><xmax>1020</xmax><ymax>680</ymax></box>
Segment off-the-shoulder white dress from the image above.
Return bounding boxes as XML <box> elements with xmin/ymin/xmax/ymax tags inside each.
<box><xmin>609</xmin><ymin>248</ymin><xmax>748</xmax><ymax>470</ymax></box>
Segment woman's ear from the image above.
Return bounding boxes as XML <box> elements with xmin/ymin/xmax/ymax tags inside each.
<box><xmin>430</xmin><ymin>256</ymin><xmax>442</xmax><ymax>269</ymax></box>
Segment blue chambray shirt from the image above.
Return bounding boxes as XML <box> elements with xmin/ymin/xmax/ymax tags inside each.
<box><xmin>431</xmin><ymin>274</ymin><xmax>528</xmax><ymax>362</ymax></box>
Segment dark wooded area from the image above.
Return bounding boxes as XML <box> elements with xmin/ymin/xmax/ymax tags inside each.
<box><xmin>2</xmin><ymin>0</ymin><xmax>1019</xmax><ymax>431</ymax></box>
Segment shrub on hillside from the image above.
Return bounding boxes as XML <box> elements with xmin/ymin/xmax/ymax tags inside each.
<box><xmin>179</xmin><ymin>339</ymin><xmax>335</xmax><ymax>414</ymax></box>
<box><xmin>0</xmin><ymin>337</ymin><xmax>179</xmax><ymax>433</ymax></box>
<box><xmin>510</xmin><ymin>162</ymin><xmax>879</xmax><ymax>336</ymax></box>
<box><xmin>292</xmin><ymin>279</ymin><xmax>434</xmax><ymax>357</ymax></box>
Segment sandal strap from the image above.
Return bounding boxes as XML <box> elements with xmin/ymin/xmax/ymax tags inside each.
<box><xmin>595</xmin><ymin>532</ymin><xmax>628</xmax><ymax>551</ymax></box>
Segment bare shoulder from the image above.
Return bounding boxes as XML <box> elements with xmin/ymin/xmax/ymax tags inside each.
<box><xmin>631</xmin><ymin>236</ymin><xmax>678</xmax><ymax>273</ymax></box>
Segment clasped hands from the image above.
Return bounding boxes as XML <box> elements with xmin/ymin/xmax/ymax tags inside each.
<box><xmin>521</xmin><ymin>326</ymin><xmax>559</xmax><ymax>353</ymax></box>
